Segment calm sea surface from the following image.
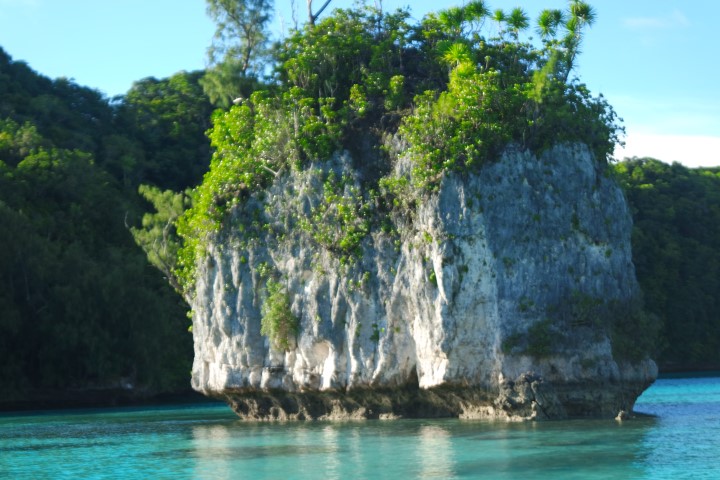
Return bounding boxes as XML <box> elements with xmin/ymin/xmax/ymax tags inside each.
<box><xmin>2</xmin><ymin>374</ymin><xmax>719</xmax><ymax>479</ymax></box>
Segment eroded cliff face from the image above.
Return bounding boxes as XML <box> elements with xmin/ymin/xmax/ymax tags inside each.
<box><xmin>189</xmin><ymin>144</ymin><xmax>657</xmax><ymax>420</ymax></box>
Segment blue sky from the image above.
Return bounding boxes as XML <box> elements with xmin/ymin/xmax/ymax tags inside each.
<box><xmin>1</xmin><ymin>0</ymin><xmax>718</xmax><ymax>167</ymax></box>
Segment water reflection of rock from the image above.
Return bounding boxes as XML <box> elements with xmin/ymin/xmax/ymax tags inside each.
<box><xmin>320</xmin><ymin>425</ymin><xmax>341</xmax><ymax>478</ymax></box>
<box><xmin>191</xmin><ymin>422</ymin><xmax>344</xmax><ymax>478</ymax></box>
<box><xmin>192</xmin><ymin>424</ymin><xmax>233</xmax><ymax>480</ymax></box>
<box><xmin>416</xmin><ymin>424</ymin><xmax>455</xmax><ymax>478</ymax></box>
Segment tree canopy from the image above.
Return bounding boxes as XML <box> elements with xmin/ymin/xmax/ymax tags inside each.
<box><xmin>615</xmin><ymin>158</ymin><xmax>720</xmax><ymax>369</ymax></box>
<box><xmin>0</xmin><ymin>47</ymin><xmax>211</xmax><ymax>405</ymax></box>
<box><xmin>115</xmin><ymin>71</ymin><xmax>214</xmax><ymax>190</ymax></box>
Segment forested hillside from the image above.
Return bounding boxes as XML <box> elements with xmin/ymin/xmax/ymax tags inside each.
<box><xmin>0</xmin><ymin>47</ymin><xmax>212</xmax><ymax>406</ymax></box>
<box><xmin>615</xmin><ymin>159</ymin><xmax>720</xmax><ymax>370</ymax></box>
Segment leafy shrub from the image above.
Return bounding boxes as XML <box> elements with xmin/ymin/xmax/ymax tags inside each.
<box><xmin>298</xmin><ymin>170</ymin><xmax>371</xmax><ymax>264</ymax></box>
<box><xmin>399</xmin><ymin>2</ymin><xmax>623</xmax><ymax>190</ymax></box>
<box><xmin>175</xmin><ymin>88</ymin><xmax>343</xmax><ymax>290</ymax></box>
<box><xmin>261</xmin><ymin>279</ymin><xmax>299</xmax><ymax>351</ymax></box>
<box><xmin>400</xmin><ymin>67</ymin><xmax>521</xmax><ymax>189</ymax></box>
<box><xmin>525</xmin><ymin>318</ymin><xmax>555</xmax><ymax>357</ymax></box>
<box><xmin>504</xmin><ymin>291</ymin><xmax>658</xmax><ymax>361</ymax></box>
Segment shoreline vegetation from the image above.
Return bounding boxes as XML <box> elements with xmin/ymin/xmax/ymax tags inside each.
<box><xmin>0</xmin><ymin>0</ymin><xmax>718</xmax><ymax>410</ymax></box>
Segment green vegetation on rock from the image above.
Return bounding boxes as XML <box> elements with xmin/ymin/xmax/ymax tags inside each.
<box><xmin>503</xmin><ymin>292</ymin><xmax>659</xmax><ymax>362</ymax></box>
<box><xmin>261</xmin><ymin>279</ymin><xmax>300</xmax><ymax>351</ymax></box>
<box><xmin>176</xmin><ymin>1</ymin><xmax>623</xmax><ymax>294</ymax></box>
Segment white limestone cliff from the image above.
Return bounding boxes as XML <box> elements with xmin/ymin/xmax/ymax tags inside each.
<box><xmin>189</xmin><ymin>144</ymin><xmax>657</xmax><ymax>420</ymax></box>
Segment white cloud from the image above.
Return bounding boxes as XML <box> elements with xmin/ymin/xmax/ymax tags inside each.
<box><xmin>623</xmin><ymin>17</ymin><xmax>665</xmax><ymax>29</ymax></box>
<box><xmin>622</xmin><ymin>10</ymin><xmax>690</xmax><ymax>29</ymax></box>
<box><xmin>615</xmin><ymin>133</ymin><xmax>720</xmax><ymax>168</ymax></box>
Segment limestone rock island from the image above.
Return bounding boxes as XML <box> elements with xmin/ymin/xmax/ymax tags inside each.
<box><xmin>177</xmin><ymin>3</ymin><xmax>658</xmax><ymax>420</ymax></box>
<box><xmin>189</xmin><ymin>145</ymin><xmax>656</xmax><ymax>420</ymax></box>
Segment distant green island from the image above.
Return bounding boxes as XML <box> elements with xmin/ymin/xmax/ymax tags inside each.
<box><xmin>0</xmin><ymin>0</ymin><xmax>718</xmax><ymax>409</ymax></box>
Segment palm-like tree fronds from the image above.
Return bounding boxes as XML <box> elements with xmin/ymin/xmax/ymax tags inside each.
<box><xmin>536</xmin><ymin>9</ymin><xmax>565</xmax><ymax>39</ymax></box>
<box><xmin>442</xmin><ymin>42</ymin><xmax>473</xmax><ymax>67</ymax></box>
<box><xmin>464</xmin><ymin>1</ymin><xmax>490</xmax><ymax>22</ymax></box>
<box><xmin>570</xmin><ymin>0</ymin><xmax>597</xmax><ymax>27</ymax></box>
<box><xmin>508</xmin><ymin>7</ymin><xmax>530</xmax><ymax>32</ymax></box>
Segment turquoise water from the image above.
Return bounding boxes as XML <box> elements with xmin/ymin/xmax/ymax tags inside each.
<box><xmin>2</xmin><ymin>375</ymin><xmax>719</xmax><ymax>479</ymax></box>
